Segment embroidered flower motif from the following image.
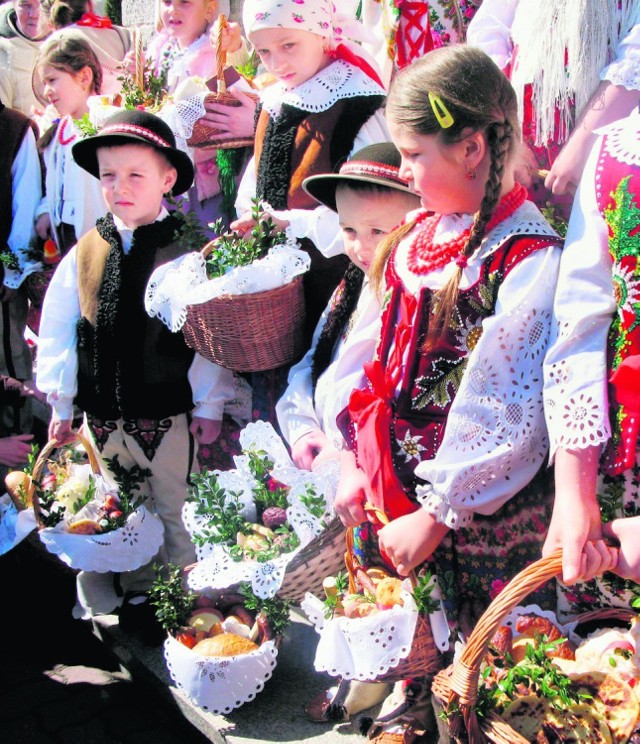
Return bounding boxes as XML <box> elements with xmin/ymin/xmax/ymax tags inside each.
<box><xmin>396</xmin><ymin>430</ymin><xmax>426</xmax><ymax>462</ymax></box>
<box><xmin>255</xmin><ymin>12</ymin><xmax>270</xmax><ymax>20</ymax></box>
<box><xmin>561</xmin><ymin>393</ymin><xmax>602</xmax><ymax>435</ymax></box>
<box><xmin>456</xmin><ymin>317</ymin><xmax>483</xmax><ymax>352</ymax></box>
<box><xmin>612</xmin><ymin>262</ymin><xmax>640</xmax><ymax>320</ymax></box>
<box><xmin>292</xmin><ymin>12</ymin><xmax>304</xmax><ymax>22</ymax></box>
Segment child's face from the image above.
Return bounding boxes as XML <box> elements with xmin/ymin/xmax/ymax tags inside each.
<box><xmin>160</xmin><ymin>0</ymin><xmax>213</xmax><ymax>48</ymax></box>
<box><xmin>96</xmin><ymin>144</ymin><xmax>178</xmax><ymax>229</ymax></box>
<box><xmin>41</xmin><ymin>64</ymin><xmax>92</xmax><ymax>119</ymax></box>
<box><xmin>389</xmin><ymin>118</ymin><xmax>472</xmax><ymax>215</ymax></box>
<box><xmin>335</xmin><ymin>186</ymin><xmax>420</xmax><ymax>275</ymax></box>
<box><xmin>249</xmin><ymin>27</ymin><xmax>332</xmax><ymax>90</ymax></box>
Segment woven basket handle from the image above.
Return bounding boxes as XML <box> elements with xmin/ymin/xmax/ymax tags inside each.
<box><xmin>30</xmin><ymin>431</ymin><xmax>102</xmax><ymax>529</ymax></box>
<box><xmin>215</xmin><ymin>14</ymin><xmax>229</xmax><ymax>94</ymax></box>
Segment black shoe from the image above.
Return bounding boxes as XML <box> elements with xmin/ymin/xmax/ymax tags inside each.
<box><xmin>118</xmin><ymin>592</ymin><xmax>166</xmax><ymax>647</ymax></box>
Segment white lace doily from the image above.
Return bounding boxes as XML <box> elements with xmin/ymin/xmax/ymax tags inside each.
<box><xmin>301</xmin><ymin>586</ymin><xmax>421</xmax><ymax>681</ymax></box>
<box><xmin>184</xmin><ymin>422</ymin><xmax>339</xmax><ymax>598</ymax></box>
<box><xmin>0</xmin><ymin>495</ymin><xmax>36</xmax><ymax>556</ymax></box>
<box><xmin>145</xmin><ymin>243</ymin><xmax>310</xmax><ymax>332</ymax></box>
<box><xmin>38</xmin><ymin>506</ymin><xmax>165</xmax><ymax>572</ymax></box>
<box><xmin>260</xmin><ymin>60</ymin><xmax>385</xmax><ymax>118</ymax></box>
<box><xmin>164</xmin><ymin>634</ymin><xmax>278</xmax><ymax>714</ymax></box>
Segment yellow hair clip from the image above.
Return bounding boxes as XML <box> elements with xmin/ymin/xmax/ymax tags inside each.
<box><xmin>428</xmin><ymin>92</ymin><xmax>454</xmax><ymax>129</ymax></box>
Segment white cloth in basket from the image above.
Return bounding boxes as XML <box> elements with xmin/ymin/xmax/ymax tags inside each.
<box><xmin>301</xmin><ymin>586</ymin><xmax>421</xmax><ymax>681</ymax></box>
<box><xmin>145</xmin><ymin>242</ymin><xmax>311</xmax><ymax>332</ymax></box>
<box><xmin>164</xmin><ymin>634</ymin><xmax>278</xmax><ymax>714</ymax></box>
<box><xmin>184</xmin><ymin>421</ymin><xmax>339</xmax><ymax>598</ymax></box>
<box><xmin>38</xmin><ymin>505</ymin><xmax>165</xmax><ymax>572</ymax></box>
<box><xmin>0</xmin><ymin>494</ymin><xmax>36</xmax><ymax>556</ymax></box>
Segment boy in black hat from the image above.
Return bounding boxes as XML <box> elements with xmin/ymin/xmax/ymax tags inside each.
<box><xmin>36</xmin><ymin>110</ymin><xmax>236</xmax><ymax>628</ymax></box>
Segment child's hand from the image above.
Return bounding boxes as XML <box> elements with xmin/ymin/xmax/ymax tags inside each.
<box><xmin>291</xmin><ymin>429</ymin><xmax>332</xmax><ymax>471</ymax></box>
<box><xmin>190</xmin><ymin>416</ymin><xmax>222</xmax><ymax>445</ymax></box>
<box><xmin>377</xmin><ymin>509</ymin><xmax>449</xmax><ymax>576</ymax></box>
<box><xmin>0</xmin><ymin>434</ymin><xmax>34</xmax><ymax>467</ymax></box>
<box><xmin>603</xmin><ymin>518</ymin><xmax>640</xmax><ymax>583</ymax></box>
<box><xmin>334</xmin><ymin>451</ymin><xmax>369</xmax><ymax>527</ymax></box>
<box><xmin>230</xmin><ymin>210</ymin><xmax>290</xmax><ymax>238</ymax></box>
<box><xmin>210</xmin><ymin>20</ymin><xmax>242</xmax><ymax>54</ymax></box>
<box><xmin>120</xmin><ymin>49</ymin><xmax>137</xmax><ymax>75</ymax></box>
<box><xmin>35</xmin><ymin>213</ymin><xmax>52</xmax><ymax>241</ymax></box>
<box><xmin>49</xmin><ymin>417</ymin><xmax>73</xmax><ymax>444</ymax></box>
<box><xmin>200</xmin><ymin>89</ymin><xmax>257</xmax><ymax>141</ymax></box>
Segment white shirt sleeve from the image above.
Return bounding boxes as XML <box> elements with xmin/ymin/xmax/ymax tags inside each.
<box><xmin>188</xmin><ymin>353</ymin><xmax>236</xmax><ymax>420</ymax></box>
<box><xmin>543</xmin><ymin>138</ymin><xmax>614</xmax><ymax>461</ymax></box>
<box><xmin>466</xmin><ymin>0</ymin><xmax>519</xmax><ymax>71</ymax></box>
<box><xmin>5</xmin><ymin>128</ymin><xmax>43</xmax><ymax>288</ymax></box>
<box><xmin>601</xmin><ymin>22</ymin><xmax>640</xmax><ymax>90</ymax></box>
<box><xmin>36</xmin><ymin>247</ymin><xmax>81</xmax><ymax>420</ymax></box>
<box><xmin>236</xmin><ymin>109</ymin><xmax>391</xmax><ymax>258</ymax></box>
<box><xmin>414</xmin><ymin>243</ymin><xmax>562</xmax><ymax>529</ymax></box>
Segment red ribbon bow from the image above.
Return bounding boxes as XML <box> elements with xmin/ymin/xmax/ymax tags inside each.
<box><xmin>77</xmin><ymin>12</ymin><xmax>113</xmax><ymax>29</ymax></box>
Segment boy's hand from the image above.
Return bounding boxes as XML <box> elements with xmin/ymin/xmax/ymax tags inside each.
<box><xmin>200</xmin><ymin>89</ymin><xmax>257</xmax><ymax>140</ymax></box>
<box><xmin>0</xmin><ymin>434</ymin><xmax>34</xmax><ymax>467</ymax></box>
<box><xmin>35</xmin><ymin>213</ymin><xmax>52</xmax><ymax>241</ymax></box>
<box><xmin>49</xmin><ymin>417</ymin><xmax>73</xmax><ymax>444</ymax></box>
<box><xmin>190</xmin><ymin>416</ymin><xmax>222</xmax><ymax>445</ymax></box>
<box><xmin>230</xmin><ymin>210</ymin><xmax>289</xmax><ymax>238</ymax></box>
<box><xmin>291</xmin><ymin>429</ymin><xmax>332</xmax><ymax>471</ymax></box>
<box><xmin>378</xmin><ymin>509</ymin><xmax>449</xmax><ymax>576</ymax></box>
<box><xmin>210</xmin><ymin>20</ymin><xmax>242</xmax><ymax>54</ymax></box>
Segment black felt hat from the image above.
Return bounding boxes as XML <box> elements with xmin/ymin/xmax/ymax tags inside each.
<box><xmin>72</xmin><ymin>109</ymin><xmax>194</xmax><ymax>195</ymax></box>
<box><xmin>302</xmin><ymin>143</ymin><xmax>414</xmax><ymax>212</ymax></box>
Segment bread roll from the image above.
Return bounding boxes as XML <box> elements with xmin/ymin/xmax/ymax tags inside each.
<box><xmin>193</xmin><ymin>632</ymin><xmax>259</xmax><ymax>657</ymax></box>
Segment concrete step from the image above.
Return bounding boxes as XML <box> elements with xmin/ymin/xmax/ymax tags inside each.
<box><xmin>92</xmin><ymin>608</ymin><xmax>384</xmax><ymax>743</ymax></box>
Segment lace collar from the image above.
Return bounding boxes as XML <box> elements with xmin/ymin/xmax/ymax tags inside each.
<box><xmin>260</xmin><ymin>59</ymin><xmax>386</xmax><ymax>119</ymax></box>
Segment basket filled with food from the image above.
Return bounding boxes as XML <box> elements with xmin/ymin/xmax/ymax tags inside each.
<box><xmin>152</xmin><ymin>565</ymin><xmax>290</xmax><ymax>714</ymax></box>
<box><xmin>432</xmin><ymin>550</ymin><xmax>640</xmax><ymax>743</ymax></box>
<box><xmin>301</xmin><ymin>515</ymin><xmax>449</xmax><ymax>683</ymax></box>
<box><xmin>183</xmin><ymin>421</ymin><xmax>342</xmax><ymax>600</ymax></box>
<box><xmin>145</xmin><ymin>200</ymin><xmax>310</xmax><ymax>373</ymax></box>
<box><xmin>5</xmin><ymin>432</ymin><xmax>164</xmax><ymax>572</ymax></box>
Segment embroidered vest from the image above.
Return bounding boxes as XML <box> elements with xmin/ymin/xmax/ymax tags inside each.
<box><xmin>596</xmin><ymin>132</ymin><xmax>640</xmax><ymax>475</ymax></box>
<box><xmin>75</xmin><ymin>215</ymin><xmax>195</xmax><ymax>420</ymax></box>
<box><xmin>342</xmin><ymin>234</ymin><xmax>558</xmax><ymax>520</ymax></box>
<box><xmin>254</xmin><ymin>94</ymin><xmax>384</xmax><ymax>340</ymax></box>
<box><xmin>0</xmin><ymin>103</ymin><xmax>37</xmax><ymax>253</ymax></box>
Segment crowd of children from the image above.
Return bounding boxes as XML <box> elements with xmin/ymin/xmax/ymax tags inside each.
<box><xmin>3</xmin><ymin>0</ymin><xmax>640</xmax><ymax>739</ymax></box>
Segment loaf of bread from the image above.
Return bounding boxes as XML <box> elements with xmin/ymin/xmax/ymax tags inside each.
<box><xmin>192</xmin><ymin>632</ymin><xmax>259</xmax><ymax>657</ymax></box>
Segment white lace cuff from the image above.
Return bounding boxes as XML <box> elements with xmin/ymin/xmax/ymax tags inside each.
<box><xmin>601</xmin><ymin>48</ymin><xmax>640</xmax><ymax>91</ymax></box>
<box><xmin>415</xmin><ymin>483</ymin><xmax>473</xmax><ymax>530</ymax></box>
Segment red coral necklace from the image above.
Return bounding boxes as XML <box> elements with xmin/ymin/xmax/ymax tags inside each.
<box><xmin>407</xmin><ymin>183</ymin><xmax>527</xmax><ymax>275</ymax></box>
<box><xmin>57</xmin><ymin>117</ymin><xmax>76</xmax><ymax>146</ymax></box>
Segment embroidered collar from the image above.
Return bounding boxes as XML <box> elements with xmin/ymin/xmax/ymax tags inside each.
<box><xmin>260</xmin><ymin>59</ymin><xmax>386</xmax><ymax>119</ymax></box>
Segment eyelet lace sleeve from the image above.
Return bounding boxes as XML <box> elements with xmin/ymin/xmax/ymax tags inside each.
<box><xmin>415</xmin><ymin>245</ymin><xmax>561</xmax><ymax>528</ymax></box>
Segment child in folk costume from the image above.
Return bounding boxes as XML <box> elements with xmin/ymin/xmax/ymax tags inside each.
<box><xmin>232</xmin><ymin>0</ymin><xmax>389</xmax><ymax>423</ymax></box>
<box><xmin>33</xmin><ymin>31</ymin><xmax>108</xmax><ymax>255</ymax></box>
<box><xmin>277</xmin><ymin>143</ymin><xmax>420</xmax><ymax>472</ymax></box>
<box><xmin>333</xmin><ymin>46</ymin><xmax>562</xmax><ymax>740</ymax></box>
<box><xmin>36</xmin><ymin>110</ymin><xmax>236</xmax><ymax>635</ymax></box>
<box><xmin>468</xmin><ymin>0</ymin><xmax>640</xmax><ymax>211</ymax></box>
<box><xmin>278</xmin><ymin>144</ymin><xmax>421</xmax><ymax>725</ymax></box>
<box><xmin>542</xmin><ymin>108</ymin><xmax>640</xmax><ymax>619</ymax></box>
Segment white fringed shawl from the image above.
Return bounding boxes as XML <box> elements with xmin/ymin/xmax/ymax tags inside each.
<box><xmin>511</xmin><ymin>0</ymin><xmax>640</xmax><ymax>146</ymax></box>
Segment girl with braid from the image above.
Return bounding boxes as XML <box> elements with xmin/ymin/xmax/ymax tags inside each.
<box><xmin>332</xmin><ymin>46</ymin><xmax>563</xmax><ymax>741</ymax></box>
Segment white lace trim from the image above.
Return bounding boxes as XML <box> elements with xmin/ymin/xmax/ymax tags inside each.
<box><xmin>415</xmin><ymin>485</ymin><xmax>473</xmax><ymax>529</ymax></box>
<box><xmin>37</xmin><ymin>506</ymin><xmax>165</xmax><ymax>572</ymax></box>
<box><xmin>164</xmin><ymin>634</ymin><xmax>278</xmax><ymax>714</ymax></box>
<box><xmin>145</xmin><ymin>240</ymin><xmax>310</xmax><ymax>332</ymax></box>
<box><xmin>601</xmin><ymin>47</ymin><xmax>640</xmax><ymax>92</ymax></box>
<box><xmin>260</xmin><ymin>60</ymin><xmax>386</xmax><ymax>119</ymax></box>
<box><xmin>601</xmin><ymin>113</ymin><xmax>640</xmax><ymax>167</ymax></box>
<box><xmin>158</xmin><ymin>94</ymin><xmax>207</xmax><ymax>155</ymax></box>
<box><xmin>184</xmin><ymin>421</ymin><xmax>339</xmax><ymax>599</ymax></box>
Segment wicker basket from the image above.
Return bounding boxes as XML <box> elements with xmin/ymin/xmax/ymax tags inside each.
<box><xmin>25</xmin><ymin>265</ymin><xmax>56</xmax><ymax>310</ymax></box>
<box><xmin>187</xmin><ymin>14</ymin><xmax>258</xmax><ymax>151</ymax></box>
<box><xmin>182</xmin><ymin>263</ymin><xmax>306</xmax><ymax>372</ymax></box>
<box><xmin>431</xmin><ymin>550</ymin><xmax>637</xmax><ymax>744</ymax></box>
<box><xmin>277</xmin><ymin>516</ymin><xmax>346</xmax><ymax>604</ymax></box>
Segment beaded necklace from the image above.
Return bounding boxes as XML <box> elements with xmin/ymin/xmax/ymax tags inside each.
<box><xmin>406</xmin><ymin>183</ymin><xmax>527</xmax><ymax>274</ymax></box>
<box><xmin>57</xmin><ymin>117</ymin><xmax>76</xmax><ymax>146</ymax></box>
